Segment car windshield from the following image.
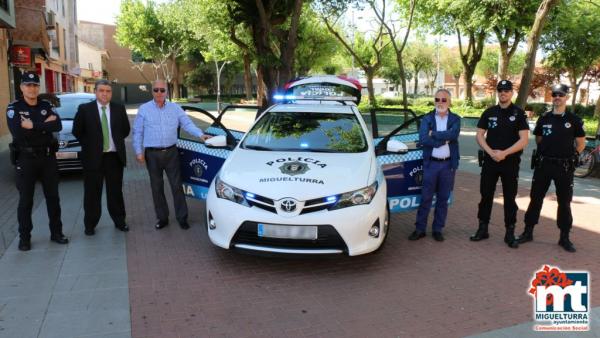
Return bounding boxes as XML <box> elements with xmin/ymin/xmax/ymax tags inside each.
<box><xmin>55</xmin><ymin>97</ymin><xmax>94</xmax><ymax>119</ymax></box>
<box><xmin>241</xmin><ymin>111</ymin><xmax>368</xmax><ymax>153</ymax></box>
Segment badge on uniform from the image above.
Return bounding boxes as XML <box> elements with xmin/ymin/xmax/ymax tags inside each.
<box><xmin>7</xmin><ymin>109</ymin><xmax>14</xmax><ymax>118</ymax></box>
<box><xmin>41</xmin><ymin>109</ymin><xmax>47</xmax><ymax>116</ymax></box>
<box><xmin>509</xmin><ymin>116</ymin><xmax>516</xmax><ymax>122</ymax></box>
<box><xmin>488</xmin><ymin>117</ymin><xmax>498</xmax><ymax>129</ymax></box>
<box><xmin>543</xmin><ymin>125</ymin><xmax>553</xmax><ymax>136</ymax></box>
<box><xmin>565</xmin><ymin>122</ymin><xmax>571</xmax><ymax>128</ymax></box>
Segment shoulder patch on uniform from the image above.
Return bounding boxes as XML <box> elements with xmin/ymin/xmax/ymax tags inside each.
<box><xmin>7</xmin><ymin>109</ymin><xmax>14</xmax><ymax>118</ymax></box>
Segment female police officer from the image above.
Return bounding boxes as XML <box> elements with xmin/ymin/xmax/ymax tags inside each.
<box><xmin>518</xmin><ymin>84</ymin><xmax>586</xmax><ymax>252</ymax></box>
<box><xmin>6</xmin><ymin>71</ymin><xmax>68</xmax><ymax>251</ymax></box>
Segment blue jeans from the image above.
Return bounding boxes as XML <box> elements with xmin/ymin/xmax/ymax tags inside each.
<box><xmin>415</xmin><ymin>160</ymin><xmax>456</xmax><ymax>232</ymax></box>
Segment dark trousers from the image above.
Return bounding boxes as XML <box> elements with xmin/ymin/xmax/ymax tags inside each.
<box><xmin>16</xmin><ymin>154</ymin><xmax>62</xmax><ymax>240</ymax></box>
<box><xmin>415</xmin><ymin>160</ymin><xmax>455</xmax><ymax>232</ymax></box>
<box><xmin>145</xmin><ymin>147</ymin><xmax>188</xmax><ymax>224</ymax></box>
<box><xmin>524</xmin><ymin>160</ymin><xmax>574</xmax><ymax>231</ymax></box>
<box><xmin>83</xmin><ymin>152</ymin><xmax>126</xmax><ymax>230</ymax></box>
<box><xmin>477</xmin><ymin>155</ymin><xmax>520</xmax><ymax>225</ymax></box>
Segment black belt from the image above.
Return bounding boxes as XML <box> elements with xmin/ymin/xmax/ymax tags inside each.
<box><xmin>20</xmin><ymin>146</ymin><xmax>52</xmax><ymax>154</ymax></box>
<box><xmin>431</xmin><ymin>156</ymin><xmax>450</xmax><ymax>162</ymax></box>
<box><xmin>145</xmin><ymin>145</ymin><xmax>176</xmax><ymax>151</ymax></box>
<box><xmin>541</xmin><ymin>156</ymin><xmax>570</xmax><ymax>163</ymax></box>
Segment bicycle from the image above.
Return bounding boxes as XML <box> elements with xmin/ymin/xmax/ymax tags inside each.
<box><xmin>574</xmin><ymin>134</ymin><xmax>600</xmax><ymax>178</ymax></box>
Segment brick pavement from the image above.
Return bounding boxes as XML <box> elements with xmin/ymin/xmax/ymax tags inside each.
<box><xmin>124</xmin><ymin>156</ymin><xmax>600</xmax><ymax>338</ymax></box>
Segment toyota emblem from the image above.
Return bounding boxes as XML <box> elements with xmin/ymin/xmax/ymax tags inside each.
<box><xmin>280</xmin><ymin>199</ymin><xmax>297</xmax><ymax>212</ymax></box>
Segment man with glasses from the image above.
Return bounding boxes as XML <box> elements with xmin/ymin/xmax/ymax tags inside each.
<box><xmin>470</xmin><ymin>80</ymin><xmax>529</xmax><ymax>248</ymax></box>
<box><xmin>6</xmin><ymin>71</ymin><xmax>67</xmax><ymax>251</ymax></box>
<box><xmin>518</xmin><ymin>84</ymin><xmax>586</xmax><ymax>252</ymax></box>
<box><xmin>73</xmin><ymin>79</ymin><xmax>131</xmax><ymax>236</ymax></box>
<box><xmin>132</xmin><ymin>80</ymin><xmax>211</xmax><ymax>230</ymax></box>
<box><xmin>409</xmin><ymin>89</ymin><xmax>461</xmax><ymax>242</ymax></box>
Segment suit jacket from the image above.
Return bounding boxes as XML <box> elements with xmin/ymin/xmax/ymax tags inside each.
<box><xmin>72</xmin><ymin>100</ymin><xmax>131</xmax><ymax>170</ymax></box>
<box><xmin>418</xmin><ymin>109</ymin><xmax>461</xmax><ymax>170</ymax></box>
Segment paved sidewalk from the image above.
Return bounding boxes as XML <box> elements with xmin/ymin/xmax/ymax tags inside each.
<box><xmin>1</xmin><ymin>125</ymin><xmax>599</xmax><ymax>338</ymax></box>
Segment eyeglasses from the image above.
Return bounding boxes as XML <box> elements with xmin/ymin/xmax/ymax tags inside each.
<box><xmin>434</xmin><ymin>98</ymin><xmax>448</xmax><ymax>103</ymax></box>
<box><xmin>551</xmin><ymin>92</ymin><xmax>566</xmax><ymax>98</ymax></box>
<box><xmin>153</xmin><ymin>88</ymin><xmax>166</xmax><ymax>93</ymax></box>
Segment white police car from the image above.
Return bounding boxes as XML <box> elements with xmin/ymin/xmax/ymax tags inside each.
<box><xmin>177</xmin><ymin>76</ymin><xmax>428</xmax><ymax>256</ymax></box>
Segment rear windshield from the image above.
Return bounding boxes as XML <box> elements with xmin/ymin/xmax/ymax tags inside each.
<box><xmin>241</xmin><ymin>111</ymin><xmax>368</xmax><ymax>153</ymax></box>
<box><xmin>55</xmin><ymin>97</ymin><xmax>94</xmax><ymax>119</ymax></box>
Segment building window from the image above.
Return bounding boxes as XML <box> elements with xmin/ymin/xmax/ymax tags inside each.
<box><xmin>0</xmin><ymin>0</ymin><xmax>8</xmax><ymax>12</ymax></box>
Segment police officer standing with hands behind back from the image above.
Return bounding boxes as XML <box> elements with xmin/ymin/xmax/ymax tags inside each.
<box><xmin>470</xmin><ymin>80</ymin><xmax>529</xmax><ymax>248</ymax></box>
<box><xmin>6</xmin><ymin>71</ymin><xmax>68</xmax><ymax>251</ymax></box>
<box><xmin>518</xmin><ymin>84</ymin><xmax>586</xmax><ymax>252</ymax></box>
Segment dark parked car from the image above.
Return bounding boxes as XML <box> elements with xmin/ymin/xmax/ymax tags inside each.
<box><xmin>53</xmin><ymin>93</ymin><xmax>95</xmax><ymax>171</ymax></box>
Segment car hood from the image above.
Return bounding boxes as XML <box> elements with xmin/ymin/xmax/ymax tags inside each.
<box><xmin>219</xmin><ymin>148</ymin><xmax>375</xmax><ymax>200</ymax></box>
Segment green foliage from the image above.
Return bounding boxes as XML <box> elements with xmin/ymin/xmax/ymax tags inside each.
<box><xmin>476</xmin><ymin>46</ymin><xmax>526</xmax><ymax>77</ymax></box>
<box><xmin>295</xmin><ymin>7</ymin><xmax>343</xmax><ymax>76</ymax></box>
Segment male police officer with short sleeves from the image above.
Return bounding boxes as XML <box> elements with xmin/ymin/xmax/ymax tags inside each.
<box><xmin>6</xmin><ymin>72</ymin><xmax>68</xmax><ymax>251</ymax></box>
<box><xmin>518</xmin><ymin>84</ymin><xmax>585</xmax><ymax>252</ymax></box>
<box><xmin>470</xmin><ymin>80</ymin><xmax>529</xmax><ymax>248</ymax></box>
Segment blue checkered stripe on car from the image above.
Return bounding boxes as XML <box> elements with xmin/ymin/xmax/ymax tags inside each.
<box><xmin>373</xmin><ymin>133</ymin><xmax>419</xmax><ymax>146</ymax></box>
<box><xmin>205</xmin><ymin>127</ymin><xmax>244</xmax><ymax>140</ymax></box>
<box><xmin>377</xmin><ymin>150</ymin><xmax>423</xmax><ymax>165</ymax></box>
<box><xmin>177</xmin><ymin>139</ymin><xmax>230</xmax><ymax>159</ymax></box>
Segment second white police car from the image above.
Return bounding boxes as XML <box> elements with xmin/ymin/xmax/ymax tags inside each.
<box><xmin>177</xmin><ymin>75</ymin><xmax>440</xmax><ymax>255</ymax></box>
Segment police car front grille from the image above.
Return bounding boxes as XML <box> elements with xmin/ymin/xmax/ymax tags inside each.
<box><xmin>246</xmin><ymin>194</ymin><xmax>276</xmax><ymax>213</ymax></box>
<box><xmin>231</xmin><ymin>222</ymin><xmax>347</xmax><ymax>251</ymax></box>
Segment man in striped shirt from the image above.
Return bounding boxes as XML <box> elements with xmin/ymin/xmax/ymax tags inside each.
<box><xmin>132</xmin><ymin>80</ymin><xmax>211</xmax><ymax>230</ymax></box>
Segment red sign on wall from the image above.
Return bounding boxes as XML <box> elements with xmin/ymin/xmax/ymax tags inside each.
<box><xmin>11</xmin><ymin>46</ymin><xmax>32</xmax><ymax>66</ymax></box>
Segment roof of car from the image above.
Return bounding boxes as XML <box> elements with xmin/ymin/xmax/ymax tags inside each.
<box><xmin>56</xmin><ymin>93</ymin><xmax>96</xmax><ymax>99</ymax></box>
<box><xmin>268</xmin><ymin>103</ymin><xmax>357</xmax><ymax>114</ymax></box>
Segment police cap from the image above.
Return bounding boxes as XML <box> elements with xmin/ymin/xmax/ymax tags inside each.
<box><xmin>551</xmin><ymin>84</ymin><xmax>569</xmax><ymax>95</ymax></box>
<box><xmin>496</xmin><ymin>80</ymin><xmax>513</xmax><ymax>91</ymax></box>
<box><xmin>21</xmin><ymin>71</ymin><xmax>40</xmax><ymax>85</ymax></box>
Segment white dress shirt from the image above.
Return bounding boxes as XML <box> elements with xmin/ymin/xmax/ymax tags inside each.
<box><xmin>431</xmin><ymin>110</ymin><xmax>451</xmax><ymax>159</ymax></box>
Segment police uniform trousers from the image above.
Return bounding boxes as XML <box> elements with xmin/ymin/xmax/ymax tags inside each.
<box><xmin>16</xmin><ymin>151</ymin><xmax>62</xmax><ymax>240</ymax></box>
<box><xmin>83</xmin><ymin>152</ymin><xmax>126</xmax><ymax>230</ymax></box>
<box><xmin>144</xmin><ymin>146</ymin><xmax>188</xmax><ymax>223</ymax></box>
<box><xmin>477</xmin><ymin>155</ymin><xmax>520</xmax><ymax>225</ymax></box>
<box><xmin>524</xmin><ymin>159</ymin><xmax>574</xmax><ymax>231</ymax></box>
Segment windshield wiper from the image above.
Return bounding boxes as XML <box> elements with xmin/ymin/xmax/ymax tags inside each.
<box><xmin>243</xmin><ymin>145</ymin><xmax>274</xmax><ymax>151</ymax></box>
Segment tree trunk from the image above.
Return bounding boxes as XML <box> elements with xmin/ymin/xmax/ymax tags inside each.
<box><xmin>397</xmin><ymin>52</ymin><xmax>409</xmax><ymax>109</ymax></box>
<box><xmin>413</xmin><ymin>72</ymin><xmax>419</xmax><ymax>96</ymax></box>
<box><xmin>454</xmin><ymin>76</ymin><xmax>460</xmax><ymax>99</ymax></box>
<box><xmin>570</xmin><ymin>74</ymin><xmax>578</xmax><ymax>108</ymax></box>
<box><xmin>516</xmin><ymin>0</ymin><xmax>560</xmax><ymax>108</ymax></box>
<box><xmin>243</xmin><ymin>53</ymin><xmax>252</xmax><ymax>100</ymax></box>
<box><xmin>464</xmin><ymin>67</ymin><xmax>474</xmax><ymax>104</ymax></box>
<box><xmin>366</xmin><ymin>69</ymin><xmax>377</xmax><ymax>107</ymax></box>
<box><xmin>256</xmin><ymin>67</ymin><xmax>267</xmax><ymax>108</ymax></box>
<box><xmin>277</xmin><ymin>0</ymin><xmax>303</xmax><ymax>88</ymax></box>
<box><xmin>498</xmin><ymin>47</ymin><xmax>511</xmax><ymax>81</ymax></box>
<box><xmin>172</xmin><ymin>59</ymin><xmax>180</xmax><ymax>99</ymax></box>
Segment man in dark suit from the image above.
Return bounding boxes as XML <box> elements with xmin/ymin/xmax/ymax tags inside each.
<box><xmin>72</xmin><ymin>79</ymin><xmax>131</xmax><ymax>236</ymax></box>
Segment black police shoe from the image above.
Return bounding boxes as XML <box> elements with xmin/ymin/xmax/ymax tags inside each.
<box><xmin>155</xmin><ymin>220</ymin><xmax>169</xmax><ymax>230</ymax></box>
<box><xmin>18</xmin><ymin>239</ymin><xmax>31</xmax><ymax>251</ymax></box>
<box><xmin>470</xmin><ymin>221</ymin><xmax>489</xmax><ymax>241</ymax></box>
<box><xmin>432</xmin><ymin>231</ymin><xmax>444</xmax><ymax>242</ymax></box>
<box><xmin>50</xmin><ymin>234</ymin><xmax>69</xmax><ymax>244</ymax></box>
<box><xmin>179</xmin><ymin>221</ymin><xmax>190</xmax><ymax>230</ymax></box>
<box><xmin>558</xmin><ymin>237</ymin><xmax>576</xmax><ymax>253</ymax></box>
<box><xmin>518</xmin><ymin>225</ymin><xmax>534</xmax><ymax>244</ymax></box>
<box><xmin>115</xmin><ymin>223</ymin><xmax>129</xmax><ymax>232</ymax></box>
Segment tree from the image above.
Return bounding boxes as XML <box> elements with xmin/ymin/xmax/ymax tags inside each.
<box><xmin>516</xmin><ymin>0</ymin><xmax>561</xmax><ymax>108</ymax></box>
<box><xmin>440</xmin><ymin>47</ymin><xmax>463</xmax><ymax>99</ymax></box>
<box><xmin>115</xmin><ymin>0</ymin><xmax>203</xmax><ymax>99</ymax></box>
<box><xmin>295</xmin><ymin>7</ymin><xmax>343</xmax><ymax>76</ymax></box>
<box><xmin>368</xmin><ymin>0</ymin><xmax>417</xmax><ymax>109</ymax></box>
<box><xmin>405</xmin><ymin>41</ymin><xmax>435</xmax><ymax>95</ymax></box>
<box><xmin>322</xmin><ymin>19</ymin><xmax>389</xmax><ymax>106</ymax></box>
<box><xmin>540</xmin><ymin>0</ymin><xmax>600</xmax><ymax>106</ymax></box>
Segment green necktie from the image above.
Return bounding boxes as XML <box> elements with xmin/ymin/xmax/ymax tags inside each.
<box><xmin>101</xmin><ymin>106</ymin><xmax>109</xmax><ymax>152</ymax></box>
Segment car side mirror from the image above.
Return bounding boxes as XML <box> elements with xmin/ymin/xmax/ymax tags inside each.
<box><xmin>387</xmin><ymin>140</ymin><xmax>408</xmax><ymax>154</ymax></box>
<box><xmin>205</xmin><ymin>135</ymin><xmax>227</xmax><ymax>148</ymax></box>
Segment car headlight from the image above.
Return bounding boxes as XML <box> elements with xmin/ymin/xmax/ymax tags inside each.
<box><xmin>215</xmin><ymin>176</ymin><xmax>249</xmax><ymax>207</ymax></box>
<box><xmin>330</xmin><ymin>181</ymin><xmax>378</xmax><ymax>210</ymax></box>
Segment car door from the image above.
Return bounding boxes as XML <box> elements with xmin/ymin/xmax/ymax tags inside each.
<box><xmin>370</xmin><ymin>108</ymin><xmax>426</xmax><ymax>213</ymax></box>
<box><xmin>177</xmin><ymin>104</ymin><xmax>260</xmax><ymax>200</ymax></box>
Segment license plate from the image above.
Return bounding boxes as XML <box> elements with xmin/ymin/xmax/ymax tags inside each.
<box><xmin>56</xmin><ymin>152</ymin><xmax>77</xmax><ymax>159</ymax></box>
<box><xmin>257</xmin><ymin>223</ymin><xmax>318</xmax><ymax>240</ymax></box>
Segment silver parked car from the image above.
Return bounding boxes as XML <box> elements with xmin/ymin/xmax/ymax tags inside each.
<box><xmin>53</xmin><ymin>93</ymin><xmax>95</xmax><ymax>171</ymax></box>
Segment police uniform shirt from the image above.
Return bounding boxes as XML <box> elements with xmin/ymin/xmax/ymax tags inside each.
<box><xmin>533</xmin><ymin>111</ymin><xmax>585</xmax><ymax>158</ymax></box>
<box><xmin>6</xmin><ymin>99</ymin><xmax>62</xmax><ymax>147</ymax></box>
<box><xmin>477</xmin><ymin>103</ymin><xmax>529</xmax><ymax>152</ymax></box>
